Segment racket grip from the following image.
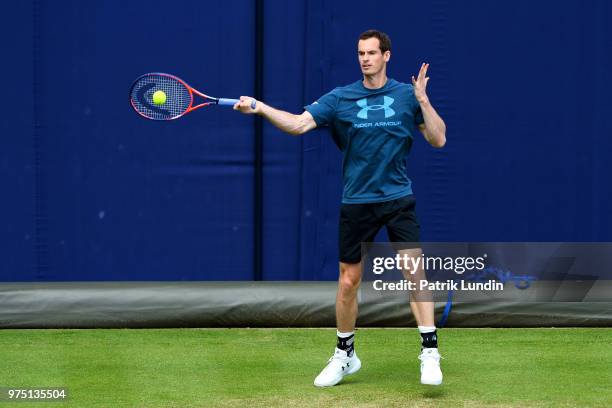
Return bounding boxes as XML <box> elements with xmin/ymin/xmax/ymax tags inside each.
<box><xmin>219</xmin><ymin>98</ymin><xmax>257</xmax><ymax>109</ymax></box>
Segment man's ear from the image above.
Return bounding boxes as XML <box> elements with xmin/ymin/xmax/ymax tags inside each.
<box><xmin>384</xmin><ymin>50</ymin><xmax>391</xmax><ymax>62</ymax></box>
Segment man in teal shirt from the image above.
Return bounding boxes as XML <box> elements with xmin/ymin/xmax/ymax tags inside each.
<box><xmin>305</xmin><ymin>75</ymin><xmax>424</xmax><ymax>203</ymax></box>
<box><xmin>234</xmin><ymin>29</ymin><xmax>447</xmax><ymax>387</ymax></box>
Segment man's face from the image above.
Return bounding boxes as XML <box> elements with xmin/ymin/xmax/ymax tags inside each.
<box><xmin>358</xmin><ymin>37</ymin><xmax>390</xmax><ymax>76</ymax></box>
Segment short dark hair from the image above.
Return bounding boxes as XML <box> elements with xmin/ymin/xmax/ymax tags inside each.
<box><xmin>358</xmin><ymin>29</ymin><xmax>392</xmax><ymax>53</ymax></box>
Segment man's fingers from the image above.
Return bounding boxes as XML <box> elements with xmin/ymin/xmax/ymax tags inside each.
<box><xmin>239</xmin><ymin>97</ymin><xmax>254</xmax><ymax>109</ymax></box>
<box><xmin>411</xmin><ymin>75</ymin><xmax>416</xmax><ymax>85</ymax></box>
<box><xmin>417</xmin><ymin>62</ymin><xmax>430</xmax><ymax>82</ymax></box>
<box><xmin>235</xmin><ymin>96</ymin><xmax>250</xmax><ymax>111</ymax></box>
<box><xmin>233</xmin><ymin>96</ymin><xmax>257</xmax><ymax>114</ymax></box>
<box><xmin>418</xmin><ymin>63</ymin><xmax>426</xmax><ymax>80</ymax></box>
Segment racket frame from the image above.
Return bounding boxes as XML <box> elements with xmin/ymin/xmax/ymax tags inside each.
<box><xmin>129</xmin><ymin>72</ymin><xmax>238</xmax><ymax>120</ymax></box>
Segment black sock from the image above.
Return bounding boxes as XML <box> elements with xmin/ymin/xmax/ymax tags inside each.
<box><xmin>420</xmin><ymin>330</ymin><xmax>438</xmax><ymax>349</ymax></box>
<box><xmin>337</xmin><ymin>334</ymin><xmax>355</xmax><ymax>357</ymax></box>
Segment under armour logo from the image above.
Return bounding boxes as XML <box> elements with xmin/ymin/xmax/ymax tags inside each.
<box><xmin>356</xmin><ymin>96</ymin><xmax>395</xmax><ymax>119</ymax></box>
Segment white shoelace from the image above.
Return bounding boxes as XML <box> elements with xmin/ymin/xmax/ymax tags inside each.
<box><xmin>325</xmin><ymin>354</ymin><xmax>350</xmax><ymax>372</ymax></box>
<box><xmin>419</xmin><ymin>350</ymin><xmax>443</xmax><ymax>364</ymax></box>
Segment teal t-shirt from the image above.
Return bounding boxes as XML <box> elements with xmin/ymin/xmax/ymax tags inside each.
<box><xmin>305</xmin><ymin>78</ymin><xmax>424</xmax><ymax>204</ymax></box>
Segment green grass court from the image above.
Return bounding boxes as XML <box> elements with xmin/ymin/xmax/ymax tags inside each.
<box><xmin>2</xmin><ymin>328</ymin><xmax>611</xmax><ymax>407</ymax></box>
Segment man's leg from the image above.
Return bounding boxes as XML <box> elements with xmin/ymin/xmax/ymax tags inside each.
<box><xmin>336</xmin><ymin>261</ymin><xmax>362</xmax><ymax>332</ymax></box>
<box><xmin>315</xmin><ymin>202</ymin><xmax>379</xmax><ymax>388</ymax></box>
<box><xmin>398</xmin><ymin>248</ymin><xmax>435</xmax><ymax>327</ymax></box>
<box><xmin>384</xmin><ymin>195</ymin><xmax>442</xmax><ymax>385</ymax></box>
<box><xmin>313</xmin><ymin>261</ymin><xmax>364</xmax><ymax>387</ymax></box>
<box><xmin>399</xmin><ymin>247</ymin><xmax>443</xmax><ymax>386</ymax></box>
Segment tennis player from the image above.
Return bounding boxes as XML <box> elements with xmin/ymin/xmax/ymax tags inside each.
<box><xmin>234</xmin><ymin>29</ymin><xmax>446</xmax><ymax>387</ymax></box>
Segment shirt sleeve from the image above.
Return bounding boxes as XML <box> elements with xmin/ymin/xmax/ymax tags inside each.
<box><xmin>410</xmin><ymin>85</ymin><xmax>425</xmax><ymax>126</ymax></box>
<box><xmin>414</xmin><ymin>104</ymin><xmax>424</xmax><ymax>126</ymax></box>
<box><xmin>304</xmin><ymin>90</ymin><xmax>338</xmax><ymax>127</ymax></box>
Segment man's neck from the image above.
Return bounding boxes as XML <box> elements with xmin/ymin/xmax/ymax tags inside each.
<box><xmin>362</xmin><ymin>73</ymin><xmax>388</xmax><ymax>89</ymax></box>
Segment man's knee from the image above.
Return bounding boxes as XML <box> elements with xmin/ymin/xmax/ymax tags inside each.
<box><xmin>338</xmin><ymin>262</ymin><xmax>362</xmax><ymax>293</ymax></box>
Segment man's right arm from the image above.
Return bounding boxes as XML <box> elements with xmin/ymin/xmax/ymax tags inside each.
<box><xmin>233</xmin><ymin>96</ymin><xmax>317</xmax><ymax>136</ymax></box>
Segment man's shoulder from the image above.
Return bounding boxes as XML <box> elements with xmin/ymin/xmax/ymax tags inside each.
<box><xmin>388</xmin><ymin>79</ymin><xmax>413</xmax><ymax>91</ymax></box>
<box><xmin>328</xmin><ymin>80</ymin><xmax>363</xmax><ymax>95</ymax></box>
<box><xmin>387</xmin><ymin>80</ymin><xmax>418</xmax><ymax>104</ymax></box>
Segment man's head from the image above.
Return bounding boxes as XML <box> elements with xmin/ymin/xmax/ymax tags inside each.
<box><xmin>358</xmin><ymin>30</ymin><xmax>391</xmax><ymax>76</ymax></box>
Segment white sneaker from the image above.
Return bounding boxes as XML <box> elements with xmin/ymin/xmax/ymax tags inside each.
<box><xmin>313</xmin><ymin>348</ymin><xmax>361</xmax><ymax>387</ymax></box>
<box><xmin>419</xmin><ymin>348</ymin><xmax>443</xmax><ymax>385</ymax></box>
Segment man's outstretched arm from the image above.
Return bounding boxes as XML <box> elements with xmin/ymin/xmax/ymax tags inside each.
<box><xmin>233</xmin><ymin>96</ymin><xmax>317</xmax><ymax>136</ymax></box>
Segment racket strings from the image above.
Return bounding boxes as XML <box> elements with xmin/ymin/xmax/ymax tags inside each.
<box><xmin>130</xmin><ymin>74</ymin><xmax>192</xmax><ymax>120</ymax></box>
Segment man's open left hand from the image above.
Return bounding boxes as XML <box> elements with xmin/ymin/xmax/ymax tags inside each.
<box><xmin>412</xmin><ymin>63</ymin><xmax>430</xmax><ymax>104</ymax></box>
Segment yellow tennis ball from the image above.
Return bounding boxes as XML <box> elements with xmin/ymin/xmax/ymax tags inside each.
<box><xmin>152</xmin><ymin>90</ymin><xmax>167</xmax><ymax>105</ymax></box>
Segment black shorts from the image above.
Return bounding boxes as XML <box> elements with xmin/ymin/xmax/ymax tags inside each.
<box><xmin>339</xmin><ymin>194</ymin><xmax>420</xmax><ymax>263</ymax></box>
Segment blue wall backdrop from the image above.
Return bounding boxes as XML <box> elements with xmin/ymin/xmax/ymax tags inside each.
<box><xmin>2</xmin><ymin>0</ymin><xmax>611</xmax><ymax>281</ymax></box>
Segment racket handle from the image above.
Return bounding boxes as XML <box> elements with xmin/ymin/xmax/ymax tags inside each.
<box><xmin>218</xmin><ymin>98</ymin><xmax>257</xmax><ymax>109</ymax></box>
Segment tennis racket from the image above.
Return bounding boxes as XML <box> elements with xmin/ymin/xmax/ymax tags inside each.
<box><xmin>129</xmin><ymin>72</ymin><xmax>255</xmax><ymax>120</ymax></box>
